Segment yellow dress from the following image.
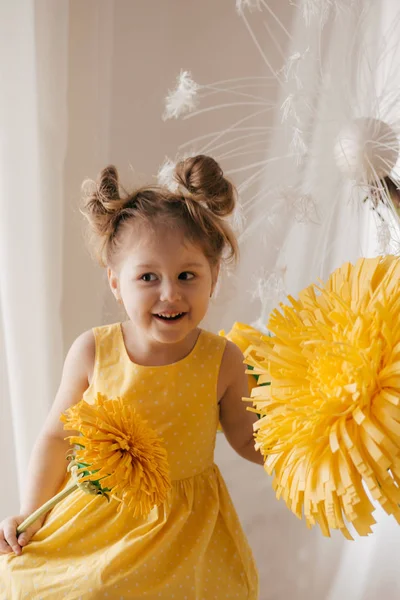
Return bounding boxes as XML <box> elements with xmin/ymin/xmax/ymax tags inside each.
<box><xmin>0</xmin><ymin>323</ymin><xmax>259</xmax><ymax>599</ymax></box>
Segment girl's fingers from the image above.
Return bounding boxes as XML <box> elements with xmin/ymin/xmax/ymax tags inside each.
<box><xmin>3</xmin><ymin>524</ymin><xmax>22</xmax><ymax>555</ymax></box>
<box><xmin>17</xmin><ymin>531</ymin><xmax>31</xmax><ymax>546</ymax></box>
<box><xmin>0</xmin><ymin>538</ymin><xmax>13</xmax><ymax>554</ymax></box>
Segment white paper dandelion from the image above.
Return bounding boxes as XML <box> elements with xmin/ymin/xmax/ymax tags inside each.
<box><xmin>163</xmin><ymin>71</ymin><xmax>200</xmax><ymax>121</ymax></box>
<box><xmin>157</xmin><ymin>157</ymin><xmax>179</xmax><ymax>192</ymax></box>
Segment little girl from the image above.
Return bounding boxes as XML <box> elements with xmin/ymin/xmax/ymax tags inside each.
<box><xmin>0</xmin><ymin>155</ymin><xmax>262</xmax><ymax>599</ymax></box>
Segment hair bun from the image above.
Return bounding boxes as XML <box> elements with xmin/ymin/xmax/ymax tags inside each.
<box><xmin>83</xmin><ymin>164</ymin><xmax>126</xmax><ymax>219</ymax></box>
<box><xmin>97</xmin><ymin>165</ymin><xmax>120</xmax><ymax>207</ymax></box>
<box><xmin>81</xmin><ymin>165</ymin><xmax>127</xmax><ymax>258</ymax></box>
<box><xmin>174</xmin><ymin>155</ymin><xmax>236</xmax><ymax>217</ymax></box>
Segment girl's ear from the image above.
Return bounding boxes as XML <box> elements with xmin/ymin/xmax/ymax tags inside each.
<box><xmin>210</xmin><ymin>264</ymin><xmax>220</xmax><ymax>297</ymax></box>
<box><xmin>107</xmin><ymin>267</ymin><xmax>123</xmax><ymax>304</ymax></box>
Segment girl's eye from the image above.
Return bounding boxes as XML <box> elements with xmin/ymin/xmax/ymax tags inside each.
<box><xmin>140</xmin><ymin>273</ymin><xmax>157</xmax><ymax>282</ymax></box>
<box><xmin>179</xmin><ymin>272</ymin><xmax>195</xmax><ymax>281</ymax></box>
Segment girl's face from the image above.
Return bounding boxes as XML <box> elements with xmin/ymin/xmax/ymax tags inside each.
<box><xmin>108</xmin><ymin>223</ymin><xmax>218</xmax><ymax>348</ymax></box>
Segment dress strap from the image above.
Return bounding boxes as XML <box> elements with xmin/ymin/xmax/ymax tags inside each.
<box><xmin>92</xmin><ymin>322</ymin><xmax>125</xmax><ymax>370</ymax></box>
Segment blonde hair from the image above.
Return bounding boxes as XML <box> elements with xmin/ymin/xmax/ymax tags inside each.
<box><xmin>81</xmin><ymin>155</ymin><xmax>239</xmax><ymax>268</ymax></box>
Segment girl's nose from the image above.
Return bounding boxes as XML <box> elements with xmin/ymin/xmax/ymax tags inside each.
<box><xmin>159</xmin><ymin>280</ymin><xmax>181</xmax><ymax>302</ymax></box>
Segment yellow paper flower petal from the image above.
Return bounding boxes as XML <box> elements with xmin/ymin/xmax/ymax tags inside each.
<box><xmin>245</xmin><ymin>256</ymin><xmax>400</xmax><ymax>538</ymax></box>
<box><xmin>220</xmin><ymin>321</ymin><xmax>266</xmax><ymax>354</ymax></box>
<box><xmin>60</xmin><ymin>393</ymin><xmax>171</xmax><ymax>517</ymax></box>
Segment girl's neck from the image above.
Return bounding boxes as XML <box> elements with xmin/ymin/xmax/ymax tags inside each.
<box><xmin>120</xmin><ymin>322</ymin><xmax>201</xmax><ymax>367</ymax></box>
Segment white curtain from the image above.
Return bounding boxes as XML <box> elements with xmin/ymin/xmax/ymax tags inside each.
<box><xmin>1</xmin><ymin>2</ymin><xmax>399</xmax><ymax>599</ymax></box>
<box><xmin>0</xmin><ymin>0</ymin><xmax>67</xmax><ymax>509</ymax></box>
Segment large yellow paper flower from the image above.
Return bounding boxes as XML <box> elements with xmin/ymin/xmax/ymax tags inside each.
<box><xmin>61</xmin><ymin>393</ymin><xmax>171</xmax><ymax>518</ymax></box>
<box><xmin>245</xmin><ymin>256</ymin><xmax>400</xmax><ymax>539</ymax></box>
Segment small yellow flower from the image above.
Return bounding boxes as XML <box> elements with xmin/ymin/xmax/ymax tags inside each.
<box><xmin>245</xmin><ymin>256</ymin><xmax>400</xmax><ymax>539</ymax></box>
<box><xmin>17</xmin><ymin>393</ymin><xmax>171</xmax><ymax>535</ymax></box>
<box><xmin>61</xmin><ymin>393</ymin><xmax>171</xmax><ymax>518</ymax></box>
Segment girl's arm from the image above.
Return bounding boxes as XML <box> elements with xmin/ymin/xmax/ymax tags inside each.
<box><xmin>218</xmin><ymin>341</ymin><xmax>264</xmax><ymax>465</ymax></box>
<box><xmin>0</xmin><ymin>330</ymin><xmax>95</xmax><ymax>555</ymax></box>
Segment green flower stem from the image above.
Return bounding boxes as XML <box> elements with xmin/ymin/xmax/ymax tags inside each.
<box><xmin>17</xmin><ymin>481</ymin><xmax>78</xmax><ymax>535</ymax></box>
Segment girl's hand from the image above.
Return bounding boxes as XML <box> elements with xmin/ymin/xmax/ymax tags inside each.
<box><xmin>0</xmin><ymin>515</ymin><xmax>44</xmax><ymax>555</ymax></box>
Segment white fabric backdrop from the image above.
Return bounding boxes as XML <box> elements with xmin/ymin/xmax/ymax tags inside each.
<box><xmin>0</xmin><ymin>1</ymin><xmax>399</xmax><ymax>599</ymax></box>
<box><xmin>0</xmin><ymin>0</ymin><xmax>67</xmax><ymax>510</ymax></box>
